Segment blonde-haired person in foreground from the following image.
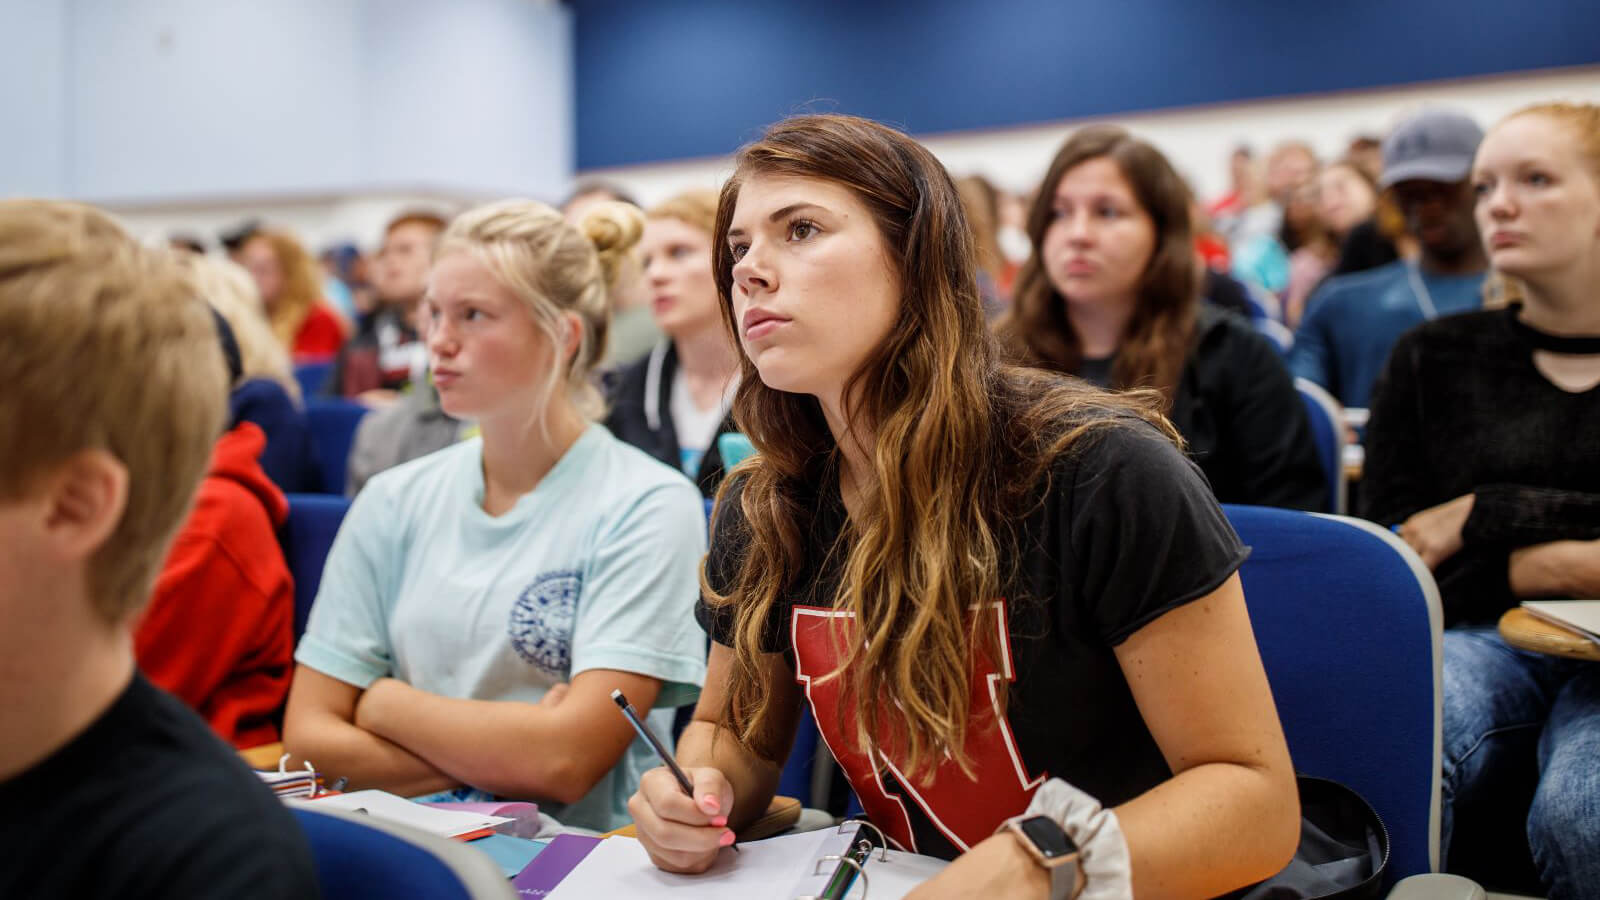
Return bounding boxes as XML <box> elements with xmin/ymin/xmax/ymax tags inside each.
<box><xmin>184</xmin><ymin>254</ymin><xmax>321</xmax><ymax>492</ymax></box>
<box><xmin>283</xmin><ymin>200</ymin><xmax>709</xmax><ymax>832</ymax></box>
<box><xmin>1364</xmin><ymin>101</ymin><xmax>1600</xmax><ymax>899</ymax></box>
<box><xmin>0</xmin><ymin>200</ymin><xmax>317</xmax><ymax>898</ymax></box>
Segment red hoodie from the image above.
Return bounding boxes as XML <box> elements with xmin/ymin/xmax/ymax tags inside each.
<box><xmin>136</xmin><ymin>422</ymin><xmax>294</xmax><ymax>749</ymax></box>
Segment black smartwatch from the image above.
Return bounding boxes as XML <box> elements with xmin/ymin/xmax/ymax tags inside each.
<box><xmin>999</xmin><ymin>814</ymin><xmax>1084</xmax><ymax>900</ymax></box>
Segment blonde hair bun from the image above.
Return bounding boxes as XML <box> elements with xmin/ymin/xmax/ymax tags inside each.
<box><xmin>579</xmin><ymin>201</ymin><xmax>645</xmax><ymax>290</ymax></box>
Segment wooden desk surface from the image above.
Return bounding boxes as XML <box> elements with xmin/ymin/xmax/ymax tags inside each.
<box><xmin>239</xmin><ymin>741</ymin><xmax>286</xmax><ymax>770</ymax></box>
<box><xmin>1499</xmin><ymin>608</ymin><xmax>1600</xmax><ymax>662</ymax></box>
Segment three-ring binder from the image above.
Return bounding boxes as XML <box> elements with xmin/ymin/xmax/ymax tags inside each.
<box><xmin>795</xmin><ymin>819</ymin><xmax>888</xmax><ymax>900</ymax></box>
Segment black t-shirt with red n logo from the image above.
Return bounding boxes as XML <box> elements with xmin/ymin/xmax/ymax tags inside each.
<box><xmin>696</xmin><ymin>419</ymin><xmax>1248</xmax><ymax>860</ymax></box>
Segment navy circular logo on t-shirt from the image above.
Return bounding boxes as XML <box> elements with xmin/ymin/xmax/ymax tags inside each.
<box><xmin>508</xmin><ymin>570</ymin><xmax>582</xmax><ymax>676</ymax></box>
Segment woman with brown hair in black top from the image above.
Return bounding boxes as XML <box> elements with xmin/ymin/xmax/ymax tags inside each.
<box><xmin>996</xmin><ymin>126</ymin><xmax>1326</xmax><ymax>512</ymax></box>
<box><xmin>1364</xmin><ymin>102</ymin><xmax>1600</xmax><ymax>899</ymax></box>
<box><xmin>627</xmin><ymin>114</ymin><xmax>1299</xmax><ymax>899</ymax></box>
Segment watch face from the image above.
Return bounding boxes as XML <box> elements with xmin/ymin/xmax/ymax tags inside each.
<box><xmin>1019</xmin><ymin>815</ymin><xmax>1079</xmax><ymax>859</ymax></box>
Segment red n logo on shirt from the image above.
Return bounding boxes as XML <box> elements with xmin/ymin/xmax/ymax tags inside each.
<box><xmin>791</xmin><ymin>601</ymin><xmax>1046</xmax><ymax>853</ymax></box>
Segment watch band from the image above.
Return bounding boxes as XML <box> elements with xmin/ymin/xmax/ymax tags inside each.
<box><xmin>1050</xmin><ymin>857</ymin><xmax>1085</xmax><ymax>900</ymax></box>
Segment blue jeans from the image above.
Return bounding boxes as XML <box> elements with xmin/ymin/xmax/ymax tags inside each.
<box><xmin>1442</xmin><ymin>628</ymin><xmax>1600</xmax><ymax>899</ymax></box>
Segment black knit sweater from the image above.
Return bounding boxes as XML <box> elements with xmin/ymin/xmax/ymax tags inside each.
<box><xmin>1363</xmin><ymin>305</ymin><xmax>1600</xmax><ymax>626</ymax></box>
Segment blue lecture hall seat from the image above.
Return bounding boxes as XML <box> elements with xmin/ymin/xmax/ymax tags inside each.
<box><xmin>280</xmin><ymin>493</ymin><xmax>352</xmax><ymax>643</ymax></box>
<box><xmin>292</xmin><ymin>806</ymin><xmax>514</xmax><ymax>900</ymax></box>
<box><xmin>1224</xmin><ymin>504</ymin><xmax>1443</xmax><ymax>889</ymax></box>
<box><xmin>293</xmin><ymin>359</ymin><xmax>334</xmax><ymax>399</ymax></box>
<box><xmin>1294</xmin><ymin>377</ymin><xmax>1349</xmax><ymax>515</ymax></box>
<box><xmin>304</xmin><ymin>397</ymin><xmax>370</xmax><ymax>496</ymax></box>
<box><xmin>1255</xmin><ymin>316</ymin><xmax>1295</xmax><ymax>357</ymax></box>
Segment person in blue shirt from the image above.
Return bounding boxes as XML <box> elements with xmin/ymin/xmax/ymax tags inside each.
<box><xmin>1289</xmin><ymin>110</ymin><xmax>1489</xmax><ymax>410</ymax></box>
<box><xmin>283</xmin><ymin>200</ymin><xmax>709</xmax><ymax>833</ymax></box>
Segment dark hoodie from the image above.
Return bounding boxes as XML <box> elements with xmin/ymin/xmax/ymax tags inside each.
<box><xmin>604</xmin><ymin>340</ymin><xmax>738</xmax><ymax>499</ymax></box>
<box><xmin>135</xmin><ymin>421</ymin><xmax>294</xmax><ymax>749</ymax></box>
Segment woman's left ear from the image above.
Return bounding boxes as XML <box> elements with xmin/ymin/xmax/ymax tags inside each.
<box><xmin>561</xmin><ymin>311</ymin><xmax>585</xmax><ymax>364</ymax></box>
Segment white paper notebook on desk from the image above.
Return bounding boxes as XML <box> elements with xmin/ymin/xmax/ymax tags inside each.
<box><xmin>546</xmin><ymin>827</ymin><xmax>946</xmax><ymax>899</ymax></box>
<box><xmin>1522</xmin><ymin>600</ymin><xmax>1600</xmax><ymax>643</ymax></box>
<box><xmin>293</xmin><ymin>789</ymin><xmax>512</xmax><ymax>839</ymax></box>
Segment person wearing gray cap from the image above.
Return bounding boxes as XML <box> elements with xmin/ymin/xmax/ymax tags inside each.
<box><xmin>1288</xmin><ymin>109</ymin><xmax>1489</xmax><ymax>411</ymax></box>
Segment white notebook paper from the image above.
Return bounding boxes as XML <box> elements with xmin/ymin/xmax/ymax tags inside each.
<box><xmin>546</xmin><ymin>828</ymin><xmax>946</xmax><ymax>899</ymax></box>
<box><xmin>293</xmin><ymin>789</ymin><xmax>512</xmax><ymax>839</ymax></box>
<box><xmin>1522</xmin><ymin>600</ymin><xmax>1600</xmax><ymax>643</ymax></box>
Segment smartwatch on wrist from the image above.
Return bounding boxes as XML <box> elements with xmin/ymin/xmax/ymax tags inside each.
<box><xmin>999</xmin><ymin>814</ymin><xmax>1084</xmax><ymax>900</ymax></box>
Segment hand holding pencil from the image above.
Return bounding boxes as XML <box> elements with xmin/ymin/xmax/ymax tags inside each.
<box><xmin>615</xmin><ymin>689</ymin><xmax>740</xmax><ymax>873</ymax></box>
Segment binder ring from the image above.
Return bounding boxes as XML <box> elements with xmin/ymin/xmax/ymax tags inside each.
<box><xmin>837</xmin><ymin>819</ymin><xmax>889</xmax><ymax>861</ymax></box>
<box><xmin>277</xmin><ymin>755</ymin><xmax>322</xmax><ymax>796</ymax></box>
<box><xmin>796</xmin><ymin>854</ymin><xmax>868</xmax><ymax>900</ymax></box>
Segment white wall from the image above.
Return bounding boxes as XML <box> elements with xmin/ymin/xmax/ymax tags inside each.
<box><xmin>0</xmin><ymin>0</ymin><xmax>69</xmax><ymax>196</ymax></box>
<box><xmin>109</xmin><ymin>192</ymin><xmax>468</xmax><ymax>254</ymax></box>
<box><xmin>580</xmin><ymin>66</ymin><xmax>1600</xmax><ymax>208</ymax></box>
<box><xmin>361</xmin><ymin>0</ymin><xmax>572</xmax><ymax>197</ymax></box>
<box><xmin>70</xmin><ymin>0</ymin><xmax>367</xmax><ymax>202</ymax></box>
<box><xmin>1</xmin><ymin>0</ymin><xmax>571</xmax><ymax>215</ymax></box>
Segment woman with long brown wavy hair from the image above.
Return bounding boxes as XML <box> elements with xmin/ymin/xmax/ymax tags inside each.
<box><xmin>629</xmin><ymin>114</ymin><xmax>1298</xmax><ymax>898</ymax></box>
<box><xmin>238</xmin><ymin>228</ymin><xmax>348</xmax><ymax>360</ymax></box>
<box><xmin>997</xmin><ymin>126</ymin><xmax>1325</xmax><ymax>512</ymax></box>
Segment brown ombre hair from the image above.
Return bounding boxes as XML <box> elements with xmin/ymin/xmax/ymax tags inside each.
<box><xmin>997</xmin><ymin>125</ymin><xmax>1200</xmax><ymax>404</ymax></box>
<box><xmin>705</xmin><ymin>114</ymin><xmax>1172</xmax><ymax>780</ymax></box>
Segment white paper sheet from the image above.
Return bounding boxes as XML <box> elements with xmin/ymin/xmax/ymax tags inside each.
<box><xmin>1522</xmin><ymin>599</ymin><xmax>1600</xmax><ymax>644</ymax></box>
<box><xmin>295</xmin><ymin>789</ymin><xmax>512</xmax><ymax>838</ymax></box>
<box><xmin>546</xmin><ymin>830</ymin><xmax>945</xmax><ymax>899</ymax></box>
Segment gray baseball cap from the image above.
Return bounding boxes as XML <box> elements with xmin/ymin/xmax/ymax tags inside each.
<box><xmin>1379</xmin><ymin>109</ymin><xmax>1484</xmax><ymax>189</ymax></box>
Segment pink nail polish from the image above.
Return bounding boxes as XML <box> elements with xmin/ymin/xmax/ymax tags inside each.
<box><xmin>711</xmin><ymin>816</ymin><xmax>728</xmax><ymax>827</ymax></box>
<box><xmin>718</xmin><ymin>830</ymin><xmax>736</xmax><ymax>847</ymax></box>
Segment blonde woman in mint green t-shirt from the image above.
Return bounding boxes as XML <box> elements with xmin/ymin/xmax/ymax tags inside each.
<box><xmin>282</xmin><ymin>200</ymin><xmax>708</xmax><ymax>832</ymax></box>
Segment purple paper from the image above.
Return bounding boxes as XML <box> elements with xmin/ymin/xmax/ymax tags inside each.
<box><xmin>419</xmin><ymin>800</ymin><xmax>539</xmax><ymax>819</ymax></box>
<box><xmin>511</xmin><ymin>834</ymin><xmax>602</xmax><ymax>897</ymax></box>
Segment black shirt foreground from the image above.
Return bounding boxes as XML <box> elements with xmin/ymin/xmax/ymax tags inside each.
<box><xmin>0</xmin><ymin>673</ymin><xmax>320</xmax><ymax>899</ymax></box>
<box><xmin>1364</xmin><ymin>305</ymin><xmax>1600</xmax><ymax>626</ymax></box>
<box><xmin>698</xmin><ymin>418</ymin><xmax>1249</xmax><ymax>859</ymax></box>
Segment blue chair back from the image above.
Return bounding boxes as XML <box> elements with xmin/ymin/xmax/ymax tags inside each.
<box><xmin>294</xmin><ymin>360</ymin><xmax>334</xmax><ymax>398</ymax></box>
<box><xmin>281</xmin><ymin>493</ymin><xmax>352</xmax><ymax>642</ymax></box>
<box><xmin>304</xmin><ymin>398</ymin><xmax>370</xmax><ymax>496</ymax></box>
<box><xmin>1255</xmin><ymin>317</ymin><xmax>1295</xmax><ymax>357</ymax></box>
<box><xmin>292</xmin><ymin>807</ymin><xmax>513</xmax><ymax>899</ymax></box>
<box><xmin>1225</xmin><ymin>504</ymin><xmax>1442</xmax><ymax>885</ymax></box>
<box><xmin>1293</xmin><ymin>378</ymin><xmax>1347</xmax><ymax>515</ymax></box>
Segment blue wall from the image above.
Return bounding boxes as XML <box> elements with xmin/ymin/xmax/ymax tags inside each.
<box><xmin>573</xmin><ymin>0</ymin><xmax>1600</xmax><ymax>169</ymax></box>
